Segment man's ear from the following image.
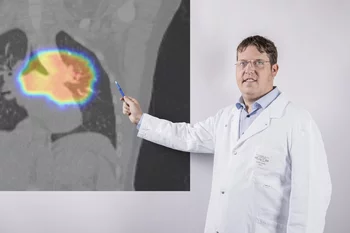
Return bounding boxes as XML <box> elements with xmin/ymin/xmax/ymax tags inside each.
<box><xmin>272</xmin><ymin>64</ymin><xmax>279</xmax><ymax>75</ymax></box>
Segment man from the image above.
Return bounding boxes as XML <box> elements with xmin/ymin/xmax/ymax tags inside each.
<box><xmin>121</xmin><ymin>35</ymin><xmax>332</xmax><ymax>233</ymax></box>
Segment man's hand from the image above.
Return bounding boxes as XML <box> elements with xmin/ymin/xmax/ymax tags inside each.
<box><xmin>120</xmin><ymin>96</ymin><xmax>143</xmax><ymax>125</ymax></box>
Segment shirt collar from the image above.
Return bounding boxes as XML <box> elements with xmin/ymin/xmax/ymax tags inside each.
<box><xmin>235</xmin><ymin>86</ymin><xmax>281</xmax><ymax>110</ymax></box>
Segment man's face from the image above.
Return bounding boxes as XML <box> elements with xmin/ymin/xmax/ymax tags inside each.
<box><xmin>235</xmin><ymin>45</ymin><xmax>278</xmax><ymax>101</ymax></box>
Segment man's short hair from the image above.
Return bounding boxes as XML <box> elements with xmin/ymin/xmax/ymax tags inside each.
<box><xmin>236</xmin><ymin>35</ymin><xmax>278</xmax><ymax>66</ymax></box>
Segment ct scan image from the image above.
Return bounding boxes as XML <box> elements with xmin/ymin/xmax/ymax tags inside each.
<box><xmin>0</xmin><ymin>0</ymin><xmax>189</xmax><ymax>191</ymax></box>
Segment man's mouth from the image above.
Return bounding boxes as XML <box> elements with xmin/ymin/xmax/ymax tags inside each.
<box><xmin>243</xmin><ymin>78</ymin><xmax>256</xmax><ymax>83</ymax></box>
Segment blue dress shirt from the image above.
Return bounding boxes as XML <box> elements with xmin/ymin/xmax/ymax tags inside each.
<box><xmin>235</xmin><ymin>86</ymin><xmax>281</xmax><ymax>138</ymax></box>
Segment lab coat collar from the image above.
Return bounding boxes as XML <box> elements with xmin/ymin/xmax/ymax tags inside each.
<box><xmin>266</xmin><ymin>91</ymin><xmax>289</xmax><ymax>118</ymax></box>
<box><xmin>231</xmin><ymin>91</ymin><xmax>290</xmax><ymax>148</ymax></box>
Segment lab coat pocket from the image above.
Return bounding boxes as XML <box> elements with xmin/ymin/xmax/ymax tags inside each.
<box><xmin>251</xmin><ymin>148</ymin><xmax>289</xmax><ymax>229</ymax></box>
<box><xmin>255</xmin><ymin>217</ymin><xmax>286</xmax><ymax>233</ymax></box>
<box><xmin>251</xmin><ymin>147</ymin><xmax>288</xmax><ymax>181</ymax></box>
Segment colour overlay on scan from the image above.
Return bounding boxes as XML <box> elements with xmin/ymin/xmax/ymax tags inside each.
<box><xmin>17</xmin><ymin>49</ymin><xmax>98</xmax><ymax>109</ymax></box>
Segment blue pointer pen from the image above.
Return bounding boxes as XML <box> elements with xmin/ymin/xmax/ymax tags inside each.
<box><xmin>115</xmin><ymin>81</ymin><xmax>130</xmax><ymax>109</ymax></box>
<box><xmin>115</xmin><ymin>81</ymin><xmax>125</xmax><ymax>97</ymax></box>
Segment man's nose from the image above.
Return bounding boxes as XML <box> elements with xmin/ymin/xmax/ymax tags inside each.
<box><xmin>244</xmin><ymin>66</ymin><xmax>256</xmax><ymax>75</ymax></box>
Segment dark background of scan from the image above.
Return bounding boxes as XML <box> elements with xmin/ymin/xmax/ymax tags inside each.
<box><xmin>134</xmin><ymin>0</ymin><xmax>190</xmax><ymax>191</ymax></box>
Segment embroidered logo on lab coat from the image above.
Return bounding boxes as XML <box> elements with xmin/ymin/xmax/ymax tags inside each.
<box><xmin>254</xmin><ymin>154</ymin><xmax>270</xmax><ymax>167</ymax></box>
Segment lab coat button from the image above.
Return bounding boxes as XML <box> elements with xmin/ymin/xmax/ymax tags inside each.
<box><xmin>233</xmin><ymin>151</ymin><xmax>237</xmax><ymax>155</ymax></box>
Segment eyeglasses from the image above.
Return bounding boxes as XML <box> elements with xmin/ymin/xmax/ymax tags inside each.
<box><xmin>235</xmin><ymin>59</ymin><xmax>270</xmax><ymax>69</ymax></box>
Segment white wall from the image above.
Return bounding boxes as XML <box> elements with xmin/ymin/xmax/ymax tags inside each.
<box><xmin>0</xmin><ymin>1</ymin><xmax>349</xmax><ymax>233</ymax></box>
<box><xmin>191</xmin><ymin>1</ymin><xmax>350</xmax><ymax>233</ymax></box>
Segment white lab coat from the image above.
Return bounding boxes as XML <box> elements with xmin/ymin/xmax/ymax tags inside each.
<box><xmin>137</xmin><ymin>93</ymin><xmax>332</xmax><ymax>233</ymax></box>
